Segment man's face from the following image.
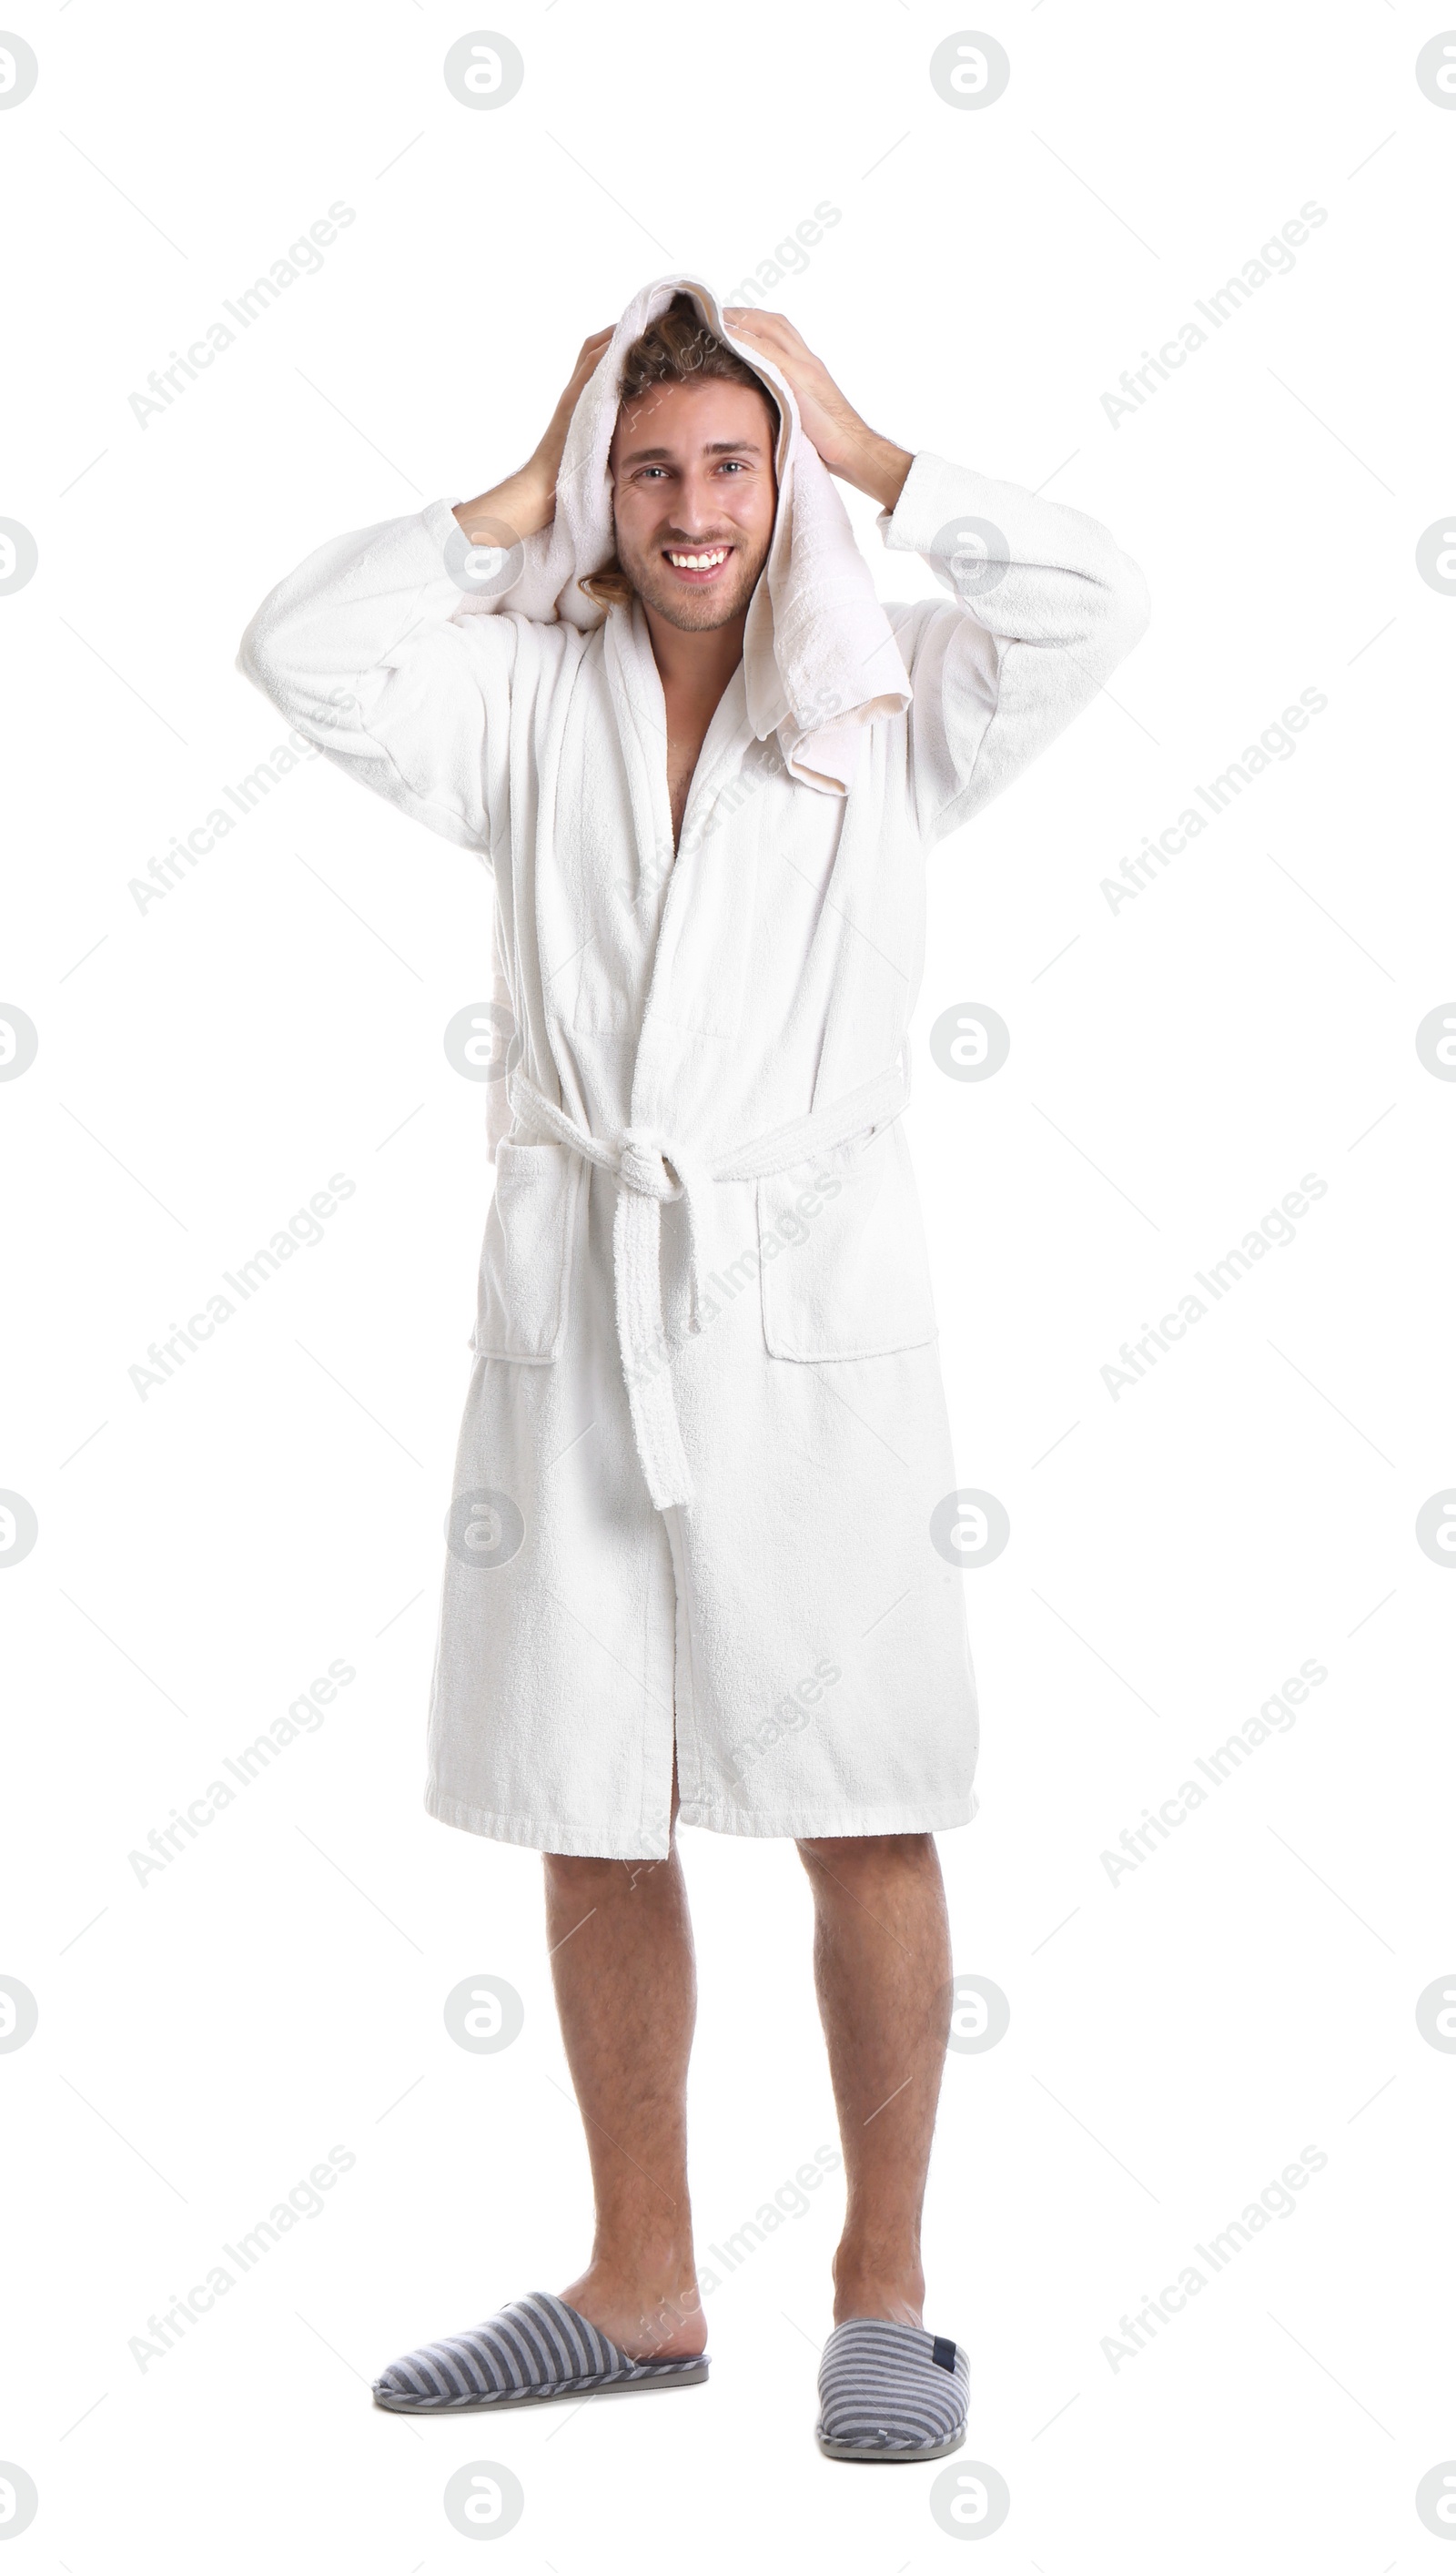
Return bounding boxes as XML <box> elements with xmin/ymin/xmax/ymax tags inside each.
<box><xmin>608</xmin><ymin>378</ymin><xmax>778</xmax><ymax>632</ymax></box>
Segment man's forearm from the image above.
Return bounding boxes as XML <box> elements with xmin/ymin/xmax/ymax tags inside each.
<box><xmin>831</xmin><ymin>431</ymin><xmax>914</xmax><ymax>515</ymax></box>
<box><xmin>453</xmin><ymin>467</ymin><xmax>552</xmax><ymax>545</ymax></box>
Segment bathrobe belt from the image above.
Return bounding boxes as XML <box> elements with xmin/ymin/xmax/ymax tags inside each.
<box><xmin>504</xmin><ymin>1053</ymin><xmax>912</xmax><ymax>1512</ymax></box>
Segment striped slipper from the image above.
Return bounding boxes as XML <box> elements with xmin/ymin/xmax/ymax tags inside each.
<box><xmin>372</xmin><ymin>2289</ymin><xmax>709</xmax><ymax>2414</ymax></box>
<box><xmin>815</xmin><ymin>2317</ymin><xmax>969</xmax><ymax>2462</ymax></box>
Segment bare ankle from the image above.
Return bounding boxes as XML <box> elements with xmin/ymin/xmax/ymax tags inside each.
<box><xmin>561</xmin><ymin>2254</ymin><xmax>708</xmax><ymax>2358</ymax></box>
<box><xmin>832</xmin><ymin>2242</ymin><xmax>925</xmax><ymax>2327</ymax></box>
<box><xmin>588</xmin><ymin>2228</ymin><xmax>698</xmax><ymax>2291</ymax></box>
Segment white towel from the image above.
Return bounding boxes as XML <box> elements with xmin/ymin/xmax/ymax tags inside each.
<box><xmin>456</xmin><ymin>272</ymin><xmax>912</xmax><ymax>795</ymax></box>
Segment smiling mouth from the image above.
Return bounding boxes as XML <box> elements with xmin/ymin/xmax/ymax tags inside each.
<box><xmin>662</xmin><ymin>544</ymin><xmax>733</xmax><ymax>582</ymax></box>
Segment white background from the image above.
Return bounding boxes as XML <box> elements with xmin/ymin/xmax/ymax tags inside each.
<box><xmin>4</xmin><ymin>0</ymin><xmax>1455</xmax><ymax>2564</ymax></box>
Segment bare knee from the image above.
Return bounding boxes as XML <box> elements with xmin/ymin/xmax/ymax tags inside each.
<box><xmin>543</xmin><ymin>1843</ymin><xmax>678</xmax><ymax>1900</ymax></box>
<box><xmin>796</xmin><ymin>1829</ymin><xmax>935</xmax><ymax>1883</ymax></box>
<box><xmin>542</xmin><ymin>1851</ymin><xmax>641</xmax><ymax>1909</ymax></box>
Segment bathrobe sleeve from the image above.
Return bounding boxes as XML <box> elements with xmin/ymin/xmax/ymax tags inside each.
<box><xmin>877</xmin><ymin>452</ymin><xmax>1150</xmax><ymax>850</ymax></box>
<box><xmin>236</xmin><ymin>498</ymin><xmax>518</xmax><ymax>856</ymax></box>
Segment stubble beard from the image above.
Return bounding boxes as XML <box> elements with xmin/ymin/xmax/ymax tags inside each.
<box><xmin>616</xmin><ymin>525</ymin><xmax>770</xmax><ymax>633</ymax></box>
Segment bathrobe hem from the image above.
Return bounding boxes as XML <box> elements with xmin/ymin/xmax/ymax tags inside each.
<box><xmin>678</xmin><ymin>1793</ymin><xmax>977</xmax><ymax>1842</ymax></box>
<box><xmin>424</xmin><ymin>1780</ymin><xmax>977</xmax><ymax>1859</ymax></box>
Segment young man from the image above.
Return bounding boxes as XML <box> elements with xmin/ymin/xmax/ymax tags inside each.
<box><xmin>238</xmin><ymin>277</ymin><xmax>1148</xmax><ymax>2460</ymax></box>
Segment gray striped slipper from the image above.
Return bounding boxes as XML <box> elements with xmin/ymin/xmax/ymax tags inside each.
<box><xmin>815</xmin><ymin>2317</ymin><xmax>969</xmax><ymax>2461</ymax></box>
<box><xmin>372</xmin><ymin>2290</ymin><xmax>709</xmax><ymax>2414</ymax></box>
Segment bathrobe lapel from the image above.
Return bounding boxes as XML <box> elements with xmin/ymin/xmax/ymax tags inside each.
<box><xmin>602</xmin><ymin>601</ymin><xmax>762</xmax><ymax>1100</ymax></box>
<box><xmin>600</xmin><ymin>595</ymin><xmax>672</xmax><ymax>919</ymax></box>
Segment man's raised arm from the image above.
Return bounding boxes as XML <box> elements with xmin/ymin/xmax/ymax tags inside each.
<box><xmin>725</xmin><ymin>307</ymin><xmax>1150</xmax><ymax>850</ymax></box>
<box><xmin>235</xmin><ymin>327</ymin><xmax>612</xmax><ymax>856</ymax></box>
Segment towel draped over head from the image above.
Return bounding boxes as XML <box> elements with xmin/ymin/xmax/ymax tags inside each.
<box><xmin>458</xmin><ymin>272</ymin><xmax>913</xmax><ymax>794</ymax></box>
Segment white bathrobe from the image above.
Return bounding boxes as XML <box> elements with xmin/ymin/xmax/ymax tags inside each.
<box><xmin>238</xmin><ymin>274</ymin><xmax>1149</xmax><ymax>1860</ymax></box>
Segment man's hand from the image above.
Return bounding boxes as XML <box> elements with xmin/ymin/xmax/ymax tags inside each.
<box><xmin>722</xmin><ymin>309</ymin><xmax>913</xmax><ymax>512</ymax></box>
<box><xmin>455</xmin><ymin>324</ymin><xmax>614</xmax><ymax>545</ymax></box>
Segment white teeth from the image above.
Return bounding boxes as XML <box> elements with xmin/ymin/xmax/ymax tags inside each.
<box><xmin>667</xmin><ymin>548</ymin><xmax>729</xmax><ymax>569</ymax></box>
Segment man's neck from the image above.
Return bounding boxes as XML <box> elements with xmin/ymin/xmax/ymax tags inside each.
<box><xmin>639</xmin><ymin>600</ymin><xmax>749</xmax><ymax>716</ymax></box>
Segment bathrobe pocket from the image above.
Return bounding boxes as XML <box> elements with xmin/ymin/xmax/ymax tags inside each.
<box><xmin>472</xmin><ymin>1140</ymin><xmax>583</xmax><ymax>1363</ymax></box>
<box><xmin>757</xmin><ymin>1119</ymin><xmax>940</xmax><ymax>1362</ymax></box>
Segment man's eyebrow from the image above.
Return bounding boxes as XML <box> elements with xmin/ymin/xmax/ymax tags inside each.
<box><xmin>618</xmin><ymin>439</ymin><xmax>767</xmax><ymax>464</ymax></box>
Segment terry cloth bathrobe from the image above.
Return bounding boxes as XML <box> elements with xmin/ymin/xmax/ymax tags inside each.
<box><xmin>238</xmin><ymin>273</ymin><xmax>1150</xmax><ymax>1861</ymax></box>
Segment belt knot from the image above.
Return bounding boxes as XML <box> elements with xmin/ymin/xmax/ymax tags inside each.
<box><xmin>617</xmin><ymin>1127</ymin><xmax>682</xmax><ymax>1202</ymax></box>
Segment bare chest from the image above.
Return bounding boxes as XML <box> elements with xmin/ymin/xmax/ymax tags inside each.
<box><xmin>665</xmin><ymin>720</ymin><xmax>713</xmax><ymax>855</ymax></box>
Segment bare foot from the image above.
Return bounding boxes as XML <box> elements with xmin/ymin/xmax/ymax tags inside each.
<box><xmin>558</xmin><ymin>2262</ymin><xmax>708</xmax><ymax>2360</ymax></box>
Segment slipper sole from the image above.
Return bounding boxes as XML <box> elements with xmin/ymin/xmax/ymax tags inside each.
<box><xmin>815</xmin><ymin>2422</ymin><xmax>966</xmax><ymax>2463</ymax></box>
<box><xmin>374</xmin><ymin>2358</ymin><xmax>709</xmax><ymax>2414</ymax></box>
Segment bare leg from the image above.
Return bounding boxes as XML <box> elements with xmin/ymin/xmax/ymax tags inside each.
<box><xmin>796</xmin><ymin>1831</ymin><xmax>953</xmax><ymax>2327</ymax></box>
<box><xmin>545</xmin><ymin>1770</ymin><xmax>705</xmax><ymax>2360</ymax></box>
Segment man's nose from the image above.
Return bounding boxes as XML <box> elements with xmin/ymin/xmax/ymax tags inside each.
<box><xmin>668</xmin><ymin>473</ymin><xmax>729</xmax><ymax>532</ymax></box>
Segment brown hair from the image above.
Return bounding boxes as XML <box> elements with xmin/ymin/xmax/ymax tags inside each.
<box><xmin>579</xmin><ymin>292</ymin><xmax>780</xmax><ymax>613</ymax></box>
